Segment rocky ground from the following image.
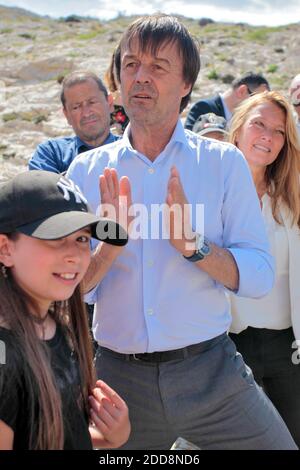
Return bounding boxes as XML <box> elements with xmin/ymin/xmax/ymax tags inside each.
<box><xmin>0</xmin><ymin>5</ymin><xmax>299</xmax><ymax>182</ymax></box>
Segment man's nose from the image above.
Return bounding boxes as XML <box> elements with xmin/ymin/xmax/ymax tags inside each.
<box><xmin>135</xmin><ymin>64</ymin><xmax>151</xmax><ymax>84</ymax></box>
<box><xmin>81</xmin><ymin>102</ymin><xmax>93</xmax><ymax>116</ymax></box>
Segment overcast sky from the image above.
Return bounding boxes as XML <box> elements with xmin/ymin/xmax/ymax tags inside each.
<box><xmin>1</xmin><ymin>0</ymin><xmax>300</xmax><ymax>26</ymax></box>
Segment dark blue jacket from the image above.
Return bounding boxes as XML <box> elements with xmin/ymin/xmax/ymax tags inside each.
<box><xmin>184</xmin><ymin>94</ymin><xmax>226</xmax><ymax>130</ymax></box>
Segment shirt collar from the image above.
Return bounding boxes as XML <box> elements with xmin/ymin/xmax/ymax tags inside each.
<box><xmin>75</xmin><ymin>132</ymin><xmax>118</xmax><ymax>153</ymax></box>
<box><xmin>170</xmin><ymin>119</ymin><xmax>189</xmax><ymax>145</ymax></box>
<box><xmin>122</xmin><ymin>119</ymin><xmax>188</xmax><ymax>151</ymax></box>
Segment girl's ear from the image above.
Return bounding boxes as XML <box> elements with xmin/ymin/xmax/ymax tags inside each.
<box><xmin>0</xmin><ymin>235</ymin><xmax>15</xmax><ymax>267</ymax></box>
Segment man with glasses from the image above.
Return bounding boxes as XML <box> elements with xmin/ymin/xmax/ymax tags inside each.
<box><xmin>185</xmin><ymin>72</ymin><xmax>270</xmax><ymax>130</ymax></box>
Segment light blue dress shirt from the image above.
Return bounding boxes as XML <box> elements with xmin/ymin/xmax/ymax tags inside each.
<box><xmin>67</xmin><ymin>120</ymin><xmax>274</xmax><ymax>353</ymax></box>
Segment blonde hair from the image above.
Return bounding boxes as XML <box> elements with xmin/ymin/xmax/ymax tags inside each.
<box><xmin>229</xmin><ymin>91</ymin><xmax>300</xmax><ymax>229</ymax></box>
<box><xmin>104</xmin><ymin>48</ymin><xmax>118</xmax><ymax>93</ymax></box>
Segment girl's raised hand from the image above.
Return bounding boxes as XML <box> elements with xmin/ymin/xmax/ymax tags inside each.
<box><xmin>88</xmin><ymin>380</ymin><xmax>130</xmax><ymax>449</ymax></box>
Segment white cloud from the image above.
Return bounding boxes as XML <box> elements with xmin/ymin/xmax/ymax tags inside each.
<box><xmin>1</xmin><ymin>0</ymin><xmax>300</xmax><ymax>25</ymax></box>
<box><xmin>86</xmin><ymin>0</ymin><xmax>300</xmax><ymax>26</ymax></box>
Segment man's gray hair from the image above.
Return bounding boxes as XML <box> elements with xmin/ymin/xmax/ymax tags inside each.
<box><xmin>60</xmin><ymin>71</ymin><xmax>108</xmax><ymax>108</ymax></box>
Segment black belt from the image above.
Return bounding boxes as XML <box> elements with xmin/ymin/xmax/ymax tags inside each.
<box><xmin>100</xmin><ymin>332</ymin><xmax>226</xmax><ymax>364</ymax></box>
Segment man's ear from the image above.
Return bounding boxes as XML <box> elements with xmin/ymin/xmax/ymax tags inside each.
<box><xmin>62</xmin><ymin>106</ymin><xmax>71</xmax><ymax>126</ymax></box>
<box><xmin>0</xmin><ymin>235</ymin><xmax>14</xmax><ymax>267</ymax></box>
<box><xmin>182</xmin><ymin>82</ymin><xmax>192</xmax><ymax>99</ymax></box>
<box><xmin>236</xmin><ymin>84</ymin><xmax>249</xmax><ymax>100</ymax></box>
<box><xmin>107</xmin><ymin>93</ymin><xmax>114</xmax><ymax>113</ymax></box>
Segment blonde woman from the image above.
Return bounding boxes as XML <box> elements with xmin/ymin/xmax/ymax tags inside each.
<box><xmin>229</xmin><ymin>91</ymin><xmax>300</xmax><ymax>446</ymax></box>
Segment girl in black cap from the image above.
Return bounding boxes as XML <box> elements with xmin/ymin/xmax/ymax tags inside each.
<box><xmin>0</xmin><ymin>170</ymin><xmax>129</xmax><ymax>450</ymax></box>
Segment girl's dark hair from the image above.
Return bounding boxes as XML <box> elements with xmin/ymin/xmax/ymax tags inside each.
<box><xmin>0</xmin><ymin>236</ymin><xmax>95</xmax><ymax>449</ymax></box>
<box><xmin>114</xmin><ymin>14</ymin><xmax>200</xmax><ymax>113</ymax></box>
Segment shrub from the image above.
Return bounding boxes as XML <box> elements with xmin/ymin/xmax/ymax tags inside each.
<box><xmin>267</xmin><ymin>64</ymin><xmax>278</xmax><ymax>73</ymax></box>
<box><xmin>207</xmin><ymin>69</ymin><xmax>219</xmax><ymax>80</ymax></box>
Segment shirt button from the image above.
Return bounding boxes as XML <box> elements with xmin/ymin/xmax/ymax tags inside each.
<box><xmin>148</xmin><ymin>168</ymin><xmax>155</xmax><ymax>174</ymax></box>
<box><xmin>147</xmin><ymin>308</ymin><xmax>154</xmax><ymax>315</ymax></box>
<box><xmin>148</xmin><ymin>260</ymin><xmax>154</xmax><ymax>267</ymax></box>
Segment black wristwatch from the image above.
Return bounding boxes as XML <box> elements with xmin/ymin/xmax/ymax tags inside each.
<box><xmin>183</xmin><ymin>233</ymin><xmax>211</xmax><ymax>262</ymax></box>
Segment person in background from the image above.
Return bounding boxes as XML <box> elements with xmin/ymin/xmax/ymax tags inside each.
<box><xmin>184</xmin><ymin>72</ymin><xmax>270</xmax><ymax>130</ymax></box>
<box><xmin>289</xmin><ymin>74</ymin><xmax>300</xmax><ymax>136</ymax></box>
<box><xmin>0</xmin><ymin>170</ymin><xmax>130</xmax><ymax>450</ymax></box>
<box><xmin>228</xmin><ymin>90</ymin><xmax>300</xmax><ymax>447</ymax></box>
<box><xmin>192</xmin><ymin>112</ymin><xmax>228</xmax><ymax>141</ymax></box>
<box><xmin>104</xmin><ymin>49</ymin><xmax>129</xmax><ymax>135</ymax></box>
<box><xmin>67</xmin><ymin>15</ymin><xmax>296</xmax><ymax>450</ymax></box>
<box><xmin>29</xmin><ymin>71</ymin><xmax>118</xmax><ymax>173</ymax></box>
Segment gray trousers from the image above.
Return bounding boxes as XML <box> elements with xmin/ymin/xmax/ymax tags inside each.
<box><xmin>95</xmin><ymin>333</ymin><xmax>297</xmax><ymax>450</ymax></box>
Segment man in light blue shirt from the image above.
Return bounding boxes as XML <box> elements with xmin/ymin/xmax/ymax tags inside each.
<box><xmin>67</xmin><ymin>15</ymin><xmax>296</xmax><ymax>450</ymax></box>
<box><xmin>68</xmin><ymin>122</ymin><xmax>274</xmax><ymax>351</ymax></box>
<box><xmin>29</xmin><ymin>71</ymin><xmax>119</xmax><ymax>173</ymax></box>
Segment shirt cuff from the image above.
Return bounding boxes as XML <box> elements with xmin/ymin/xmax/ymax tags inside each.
<box><xmin>228</xmin><ymin>247</ymin><xmax>274</xmax><ymax>298</ymax></box>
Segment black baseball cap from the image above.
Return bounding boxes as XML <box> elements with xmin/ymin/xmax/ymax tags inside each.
<box><xmin>0</xmin><ymin>170</ymin><xmax>128</xmax><ymax>246</ymax></box>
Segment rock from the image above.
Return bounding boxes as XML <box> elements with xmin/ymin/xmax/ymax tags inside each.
<box><xmin>0</xmin><ymin>160</ymin><xmax>25</xmax><ymax>184</ymax></box>
<box><xmin>2</xmin><ymin>151</ymin><xmax>16</xmax><ymax>160</ymax></box>
<box><xmin>226</xmin><ymin>59</ymin><xmax>235</xmax><ymax>66</ymax></box>
<box><xmin>0</xmin><ymin>80</ymin><xmax>6</xmax><ymax>103</ymax></box>
<box><xmin>18</xmin><ymin>32</ymin><xmax>35</xmax><ymax>40</ymax></box>
<box><xmin>107</xmin><ymin>34</ymin><xmax>117</xmax><ymax>43</ymax></box>
<box><xmin>14</xmin><ymin>57</ymin><xmax>73</xmax><ymax>82</ymax></box>
<box><xmin>221</xmin><ymin>74</ymin><xmax>235</xmax><ymax>84</ymax></box>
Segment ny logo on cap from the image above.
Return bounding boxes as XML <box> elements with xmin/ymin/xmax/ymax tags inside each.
<box><xmin>57</xmin><ymin>176</ymin><xmax>88</xmax><ymax>205</ymax></box>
